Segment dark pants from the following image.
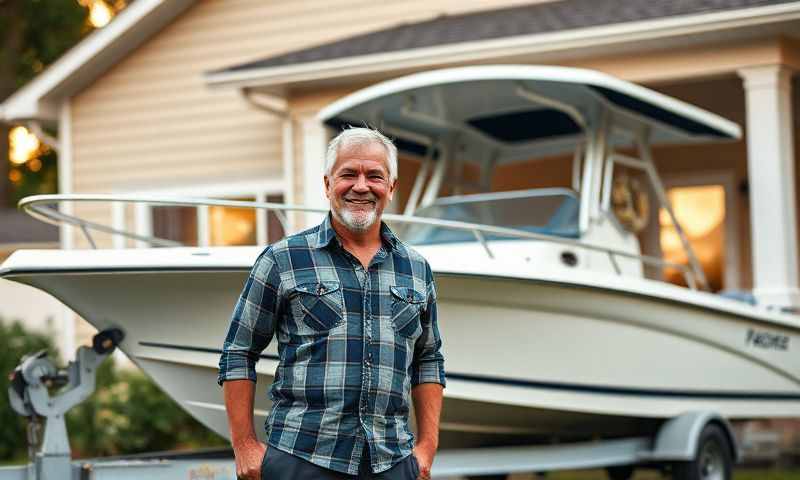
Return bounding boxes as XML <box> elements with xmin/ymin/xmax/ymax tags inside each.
<box><xmin>261</xmin><ymin>444</ymin><xmax>419</xmax><ymax>479</ymax></box>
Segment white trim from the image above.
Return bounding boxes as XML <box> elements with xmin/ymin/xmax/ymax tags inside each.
<box><xmin>122</xmin><ymin>179</ymin><xmax>285</xmax><ymax>198</ymax></box>
<box><xmin>111</xmin><ymin>201</ymin><xmax>126</xmax><ymax>249</ymax></box>
<box><xmin>206</xmin><ymin>2</ymin><xmax>800</xmax><ymax>91</ymax></box>
<box><xmin>58</xmin><ymin>99</ymin><xmax>74</xmax><ymax>250</ymax></box>
<box><xmin>255</xmin><ymin>191</ymin><xmax>267</xmax><ymax>246</ymax></box>
<box><xmin>197</xmin><ymin>206</ymin><xmax>210</xmax><ymax>247</ymax></box>
<box><xmin>134</xmin><ymin>203</ymin><xmax>152</xmax><ymax>249</ymax></box>
<box><xmin>282</xmin><ymin>118</ymin><xmax>295</xmax><ymax>231</ymax></box>
<box><xmin>300</xmin><ymin>117</ymin><xmax>329</xmax><ymax>228</ymax></box>
<box><xmin>57</xmin><ymin>100</ymin><xmax>75</xmax><ymax>359</ymax></box>
<box><xmin>316</xmin><ymin>65</ymin><xmax>741</xmax><ymax>140</ymax></box>
<box><xmin>0</xmin><ymin>0</ymin><xmax>195</xmax><ymax>122</ymax></box>
<box><xmin>738</xmin><ymin>64</ymin><xmax>800</xmax><ymax>308</ymax></box>
<box><xmin>662</xmin><ymin>171</ymin><xmax>741</xmax><ymax>292</ymax></box>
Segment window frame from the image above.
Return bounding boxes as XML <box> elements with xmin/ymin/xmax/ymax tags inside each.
<box><xmin>112</xmin><ymin>179</ymin><xmax>287</xmax><ymax>248</ymax></box>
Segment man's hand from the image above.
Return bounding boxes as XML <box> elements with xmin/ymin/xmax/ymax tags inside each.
<box><xmin>412</xmin><ymin>383</ymin><xmax>443</xmax><ymax>480</ymax></box>
<box><xmin>223</xmin><ymin>380</ymin><xmax>265</xmax><ymax>480</ymax></box>
<box><xmin>234</xmin><ymin>438</ymin><xmax>267</xmax><ymax>480</ymax></box>
<box><xmin>412</xmin><ymin>442</ymin><xmax>435</xmax><ymax>480</ymax></box>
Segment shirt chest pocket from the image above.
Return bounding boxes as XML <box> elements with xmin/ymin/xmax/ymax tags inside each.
<box><xmin>289</xmin><ymin>281</ymin><xmax>345</xmax><ymax>333</ymax></box>
<box><xmin>390</xmin><ymin>286</ymin><xmax>425</xmax><ymax>338</ymax></box>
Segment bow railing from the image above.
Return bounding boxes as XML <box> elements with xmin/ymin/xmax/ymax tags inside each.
<box><xmin>17</xmin><ymin>194</ymin><xmax>705</xmax><ymax>290</ymax></box>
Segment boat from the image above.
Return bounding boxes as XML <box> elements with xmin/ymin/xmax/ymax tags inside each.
<box><xmin>3</xmin><ymin>66</ymin><xmax>800</xmax><ymax>453</ymax></box>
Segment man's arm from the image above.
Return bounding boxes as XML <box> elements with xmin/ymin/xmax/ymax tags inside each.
<box><xmin>412</xmin><ymin>383</ymin><xmax>443</xmax><ymax>480</ymax></box>
<box><xmin>218</xmin><ymin>248</ymin><xmax>281</xmax><ymax>480</ymax></box>
<box><xmin>224</xmin><ymin>380</ymin><xmax>266</xmax><ymax>480</ymax></box>
<box><xmin>410</xmin><ymin>262</ymin><xmax>446</xmax><ymax>480</ymax></box>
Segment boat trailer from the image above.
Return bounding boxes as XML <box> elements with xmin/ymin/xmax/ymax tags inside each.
<box><xmin>1</xmin><ymin>335</ymin><xmax>737</xmax><ymax>480</ymax></box>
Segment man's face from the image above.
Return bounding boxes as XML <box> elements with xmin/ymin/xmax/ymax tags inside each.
<box><xmin>324</xmin><ymin>141</ymin><xmax>395</xmax><ymax>234</ymax></box>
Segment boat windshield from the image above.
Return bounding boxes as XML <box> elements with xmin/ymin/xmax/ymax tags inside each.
<box><xmin>402</xmin><ymin>188</ymin><xmax>580</xmax><ymax>245</ymax></box>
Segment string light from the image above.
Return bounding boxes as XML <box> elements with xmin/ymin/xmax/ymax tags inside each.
<box><xmin>89</xmin><ymin>0</ymin><xmax>114</xmax><ymax>28</ymax></box>
<box><xmin>28</xmin><ymin>158</ymin><xmax>43</xmax><ymax>172</ymax></box>
<box><xmin>9</xmin><ymin>126</ymin><xmax>40</xmax><ymax>165</ymax></box>
<box><xmin>8</xmin><ymin>169</ymin><xmax>22</xmax><ymax>183</ymax></box>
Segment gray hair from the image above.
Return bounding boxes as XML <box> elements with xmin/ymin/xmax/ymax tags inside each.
<box><xmin>325</xmin><ymin>127</ymin><xmax>398</xmax><ymax>182</ymax></box>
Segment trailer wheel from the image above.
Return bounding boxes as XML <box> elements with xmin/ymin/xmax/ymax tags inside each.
<box><xmin>672</xmin><ymin>424</ymin><xmax>732</xmax><ymax>480</ymax></box>
<box><xmin>606</xmin><ymin>465</ymin><xmax>634</xmax><ymax>480</ymax></box>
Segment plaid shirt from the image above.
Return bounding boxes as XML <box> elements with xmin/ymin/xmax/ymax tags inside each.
<box><xmin>218</xmin><ymin>214</ymin><xmax>446</xmax><ymax>475</ymax></box>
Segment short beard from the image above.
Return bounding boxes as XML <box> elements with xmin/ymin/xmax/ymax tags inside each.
<box><xmin>333</xmin><ymin>204</ymin><xmax>377</xmax><ymax>233</ymax></box>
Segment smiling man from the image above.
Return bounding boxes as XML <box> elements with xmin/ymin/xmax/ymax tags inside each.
<box><xmin>218</xmin><ymin>127</ymin><xmax>446</xmax><ymax>480</ymax></box>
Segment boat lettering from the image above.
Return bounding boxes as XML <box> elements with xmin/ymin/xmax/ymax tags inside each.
<box><xmin>746</xmin><ymin>329</ymin><xmax>789</xmax><ymax>351</ymax></box>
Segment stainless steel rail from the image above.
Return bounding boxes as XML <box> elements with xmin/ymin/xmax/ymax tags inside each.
<box><xmin>18</xmin><ymin>193</ymin><xmax>704</xmax><ymax>290</ymax></box>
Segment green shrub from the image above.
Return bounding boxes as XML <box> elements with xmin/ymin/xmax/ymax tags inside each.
<box><xmin>66</xmin><ymin>364</ymin><xmax>228</xmax><ymax>457</ymax></box>
<box><xmin>0</xmin><ymin>318</ymin><xmax>56</xmax><ymax>462</ymax></box>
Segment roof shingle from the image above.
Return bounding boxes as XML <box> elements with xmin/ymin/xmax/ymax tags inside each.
<box><xmin>214</xmin><ymin>0</ymin><xmax>796</xmax><ymax>73</ymax></box>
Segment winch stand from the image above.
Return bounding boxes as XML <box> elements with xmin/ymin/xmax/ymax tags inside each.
<box><xmin>3</xmin><ymin>329</ymin><xmax>123</xmax><ymax>480</ymax></box>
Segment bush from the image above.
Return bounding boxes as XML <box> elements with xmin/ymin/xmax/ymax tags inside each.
<box><xmin>66</xmin><ymin>364</ymin><xmax>228</xmax><ymax>457</ymax></box>
<box><xmin>0</xmin><ymin>318</ymin><xmax>227</xmax><ymax>463</ymax></box>
<box><xmin>0</xmin><ymin>319</ymin><xmax>56</xmax><ymax>462</ymax></box>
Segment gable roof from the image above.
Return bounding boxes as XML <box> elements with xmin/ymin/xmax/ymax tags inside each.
<box><xmin>3</xmin><ymin>0</ymin><xmax>800</xmax><ymax>125</ymax></box>
<box><xmin>206</xmin><ymin>0</ymin><xmax>800</xmax><ymax>90</ymax></box>
<box><xmin>0</xmin><ymin>0</ymin><xmax>195</xmax><ymax>124</ymax></box>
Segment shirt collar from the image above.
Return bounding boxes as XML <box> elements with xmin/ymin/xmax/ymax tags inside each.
<box><xmin>315</xmin><ymin>212</ymin><xmax>399</xmax><ymax>251</ymax></box>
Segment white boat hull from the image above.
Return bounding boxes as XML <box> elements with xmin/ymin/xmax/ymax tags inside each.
<box><xmin>4</xmin><ymin>248</ymin><xmax>800</xmax><ymax>448</ymax></box>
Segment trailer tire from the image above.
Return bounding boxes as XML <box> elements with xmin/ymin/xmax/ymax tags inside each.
<box><xmin>672</xmin><ymin>424</ymin><xmax>732</xmax><ymax>480</ymax></box>
<box><xmin>606</xmin><ymin>465</ymin><xmax>634</xmax><ymax>480</ymax></box>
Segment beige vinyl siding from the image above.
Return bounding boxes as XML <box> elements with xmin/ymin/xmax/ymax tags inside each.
<box><xmin>70</xmin><ymin>0</ymin><xmax>552</xmax><ymax>200</ymax></box>
<box><xmin>71</xmin><ymin>203</ymin><xmax>117</xmax><ymax>249</ymax></box>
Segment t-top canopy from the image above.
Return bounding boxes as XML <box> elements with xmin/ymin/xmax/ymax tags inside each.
<box><xmin>317</xmin><ymin>65</ymin><xmax>741</xmax><ymax>161</ymax></box>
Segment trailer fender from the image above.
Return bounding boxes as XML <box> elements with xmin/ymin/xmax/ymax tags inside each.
<box><xmin>642</xmin><ymin>411</ymin><xmax>739</xmax><ymax>462</ymax></box>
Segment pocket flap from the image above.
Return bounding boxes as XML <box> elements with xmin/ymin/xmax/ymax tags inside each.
<box><xmin>295</xmin><ymin>281</ymin><xmax>341</xmax><ymax>296</ymax></box>
<box><xmin>390</xmin><ymin>285</ymin><xmax>425</xmax><ymax>304</ymax></box>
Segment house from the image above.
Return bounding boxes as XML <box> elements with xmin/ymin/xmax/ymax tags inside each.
<box><xmin>1</xmin><ymin>0</ymin><xmax>799</xmax><ymax>424</ymax></box>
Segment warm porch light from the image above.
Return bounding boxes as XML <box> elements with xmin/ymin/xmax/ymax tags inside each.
<box><xmin>88</xmin><ymin>0</ymin><xmax>113</xmax><ymax>28</ymax></box>
<box><xmin>660</xmin><ymin>185</ymin><xmax>725</xmax><ymax>290</ymax></box>
<box><xmin>9</xmin><ymin>126</ymin><xmax>40</xmax><ymax>165</ymax></box>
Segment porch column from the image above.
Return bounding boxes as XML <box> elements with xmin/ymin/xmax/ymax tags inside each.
<box><xmin>738</xmin><ymin>65</ymin><xmax>800</xmax><ymax>309</ymax></box>
<box><xmin>299</xmin><ymin>115</ymin><xmax>329</xmax><ymax>228</ymax></box>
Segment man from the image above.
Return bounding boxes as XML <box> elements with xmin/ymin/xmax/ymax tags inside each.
<box><xmin>217</xmin><ymin>127</ymin><xmax>446</xmax><ymax>480</ymax></box>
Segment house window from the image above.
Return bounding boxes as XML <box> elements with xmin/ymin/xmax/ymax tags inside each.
<box><xmin>209</xmin><ymin>194</ymin><xmax>285</xmax><ymax>246</ymax></box>
<box><xmin>660</xmin><ymin>185</ymin><xmax>725</xmax><ymax>291</ymax></box>
<box><xmin>210</xmin><ymin>197</ymin><xmax>257</xmax><ymax>246</ymax></box>
<box><xmin>264</xmin><ymin>194</ymin><xmax>286</xmax><ymax>244</ymax></box>
<box><xmin>152</xmin><ymin>206</ymin><xmax>197</xmax><ymax>246</ymax></box>
<box><xmin>150</xmin><ymin>194</ymin><xmax>286</xmax><ymax>247</ymax></box>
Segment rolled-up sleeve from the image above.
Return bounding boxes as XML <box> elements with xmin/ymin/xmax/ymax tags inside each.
<box><xmin>411</xmin><ymin>262</ymin><xmax>446</xmax><ymax>387</ymax></box>
<box><xmin>217</xmin><ymin>247</ymin><xmax>281</xmax><ymax>385</ymax></box>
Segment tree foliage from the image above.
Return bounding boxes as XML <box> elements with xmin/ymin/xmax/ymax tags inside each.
<box><xmin>1</xmin><ymin>0</ymin><xmax>92</xmax><ymax>207</ymax></box>
<box><xmin>12</xmin><ymin>0</ymin><xmax>90</xmax><ymax>88</ymax></box>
